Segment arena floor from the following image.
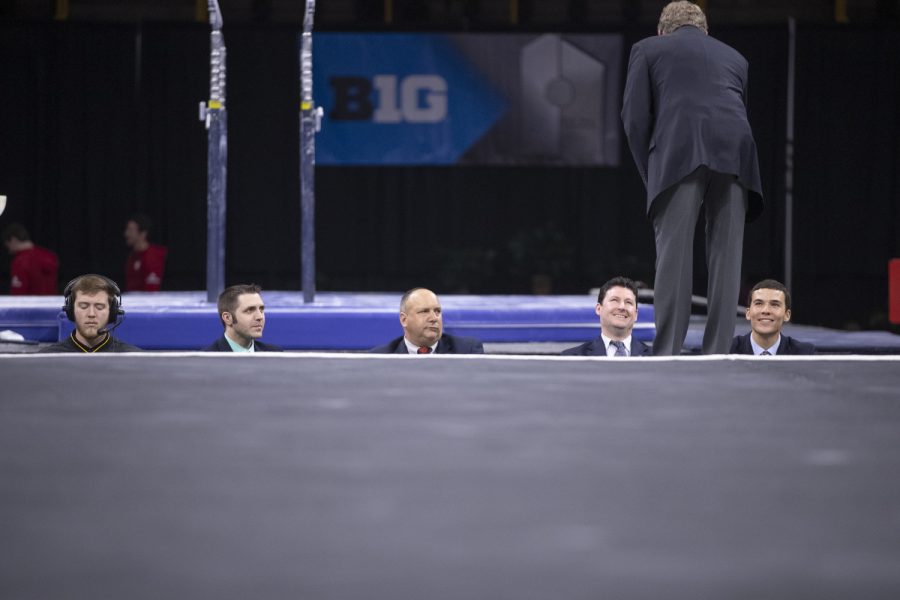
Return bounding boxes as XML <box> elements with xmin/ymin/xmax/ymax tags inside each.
<box><xmin>2</xmin><ymin>353</ymin><xmax>900</xmax><ymax>599</ymax></box>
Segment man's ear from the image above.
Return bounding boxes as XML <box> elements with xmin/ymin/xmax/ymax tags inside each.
<box><xmin>783</xmin><ymin>309</ymin><xmax>791</xmax><ymax>323</ymax></box>
<box><xmin>222</xmin><ymin>312</ymin><xmax>232</xmax><ymax>327</ymax></box>
<box><xmin>399</xmin><ymin>312</ymin><xmax>408</xmax><ymax>328</ymax></box>
<box><xmin>595</xmin><ymin>303</ymin><xmax>603</xmax><ymax>318</ymax></box>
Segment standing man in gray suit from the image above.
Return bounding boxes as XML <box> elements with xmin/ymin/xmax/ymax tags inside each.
<box><xmin>621</xmin><ymin>1</ymin><xmax>763</xmax><ymax>355</ymax></box>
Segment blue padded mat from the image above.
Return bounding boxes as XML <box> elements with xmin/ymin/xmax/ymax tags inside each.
<box><xmin>0</xmin><ymin>292</ymin><xmax>656</xmax><ymax>350</ymax></box>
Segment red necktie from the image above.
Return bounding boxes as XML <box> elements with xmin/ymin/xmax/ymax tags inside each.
<box><xmin>417</xmin><ymin>346</ymin><xmax>432</xmax><ymax>354</ymax></box>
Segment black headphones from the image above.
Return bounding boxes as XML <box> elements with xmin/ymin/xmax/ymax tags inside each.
<box><xmin>63</xmin><ymin>274</ymin><xmax>125</xmax><ymax>327</ymax></box>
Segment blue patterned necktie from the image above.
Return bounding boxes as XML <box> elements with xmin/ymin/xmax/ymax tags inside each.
<box><xmin>611</xmin><ymin>340</ymin><xmax>627</xmax><ymax>357</ymax></box>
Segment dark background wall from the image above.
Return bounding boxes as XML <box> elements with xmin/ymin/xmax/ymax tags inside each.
<box><xmin>1</xmin><ymin>14</ymin><xmax>899</xmax><ymax>329</ymax></box>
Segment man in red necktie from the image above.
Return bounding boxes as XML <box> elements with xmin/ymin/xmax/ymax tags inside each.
<box><xmin>369</xmin><ymin>287</ymin><xmax>484</xmax><ymax>355</ymax></box>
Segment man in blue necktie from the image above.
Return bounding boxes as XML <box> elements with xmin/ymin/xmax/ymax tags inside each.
<box><xmin>562</xmin><ymin>276</ymin><xmax>652</xmax><ymax>357</ymax></box>
<box><xmin>730</xmin><ymin>279</ymin><xmax>816</xmax><ymax>356</ymax></box>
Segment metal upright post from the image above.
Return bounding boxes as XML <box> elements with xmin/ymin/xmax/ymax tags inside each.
<box><xmin>200</xmin><ymin>0</ymin><xmax>228</xmax><ymax>303</ymax></box>
<box><xmin>784</xmin><ymin>17</ymin><xmax>796</xmax><ymax>292</ymax></box>
<box><xmin>299</xmin><ymin>0</ymin><xmax>322</xmax><ymax>303</ymax></box>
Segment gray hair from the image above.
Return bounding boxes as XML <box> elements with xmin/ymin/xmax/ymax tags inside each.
<box><xmin>658</xmin><ymin>1</ymin><xmax>708</xmax><ymax>34</ymax></box>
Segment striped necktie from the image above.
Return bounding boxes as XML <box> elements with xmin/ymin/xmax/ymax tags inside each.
<box><xmin>610</xmin><ymin>341</ymin><xmax>627</xmax><ymax>356</ymax></box>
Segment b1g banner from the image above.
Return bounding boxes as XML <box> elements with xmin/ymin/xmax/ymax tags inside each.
<box><xmin>313</xmin><ymin>33</ymin><xmax>623</xmax><ymax>166</ymax></box>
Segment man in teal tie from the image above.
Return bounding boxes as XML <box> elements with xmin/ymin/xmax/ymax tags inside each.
<box><xmin>202</xmin><ymin>284</ymin><xmax>283</xmax><ymax>352</ymax></box>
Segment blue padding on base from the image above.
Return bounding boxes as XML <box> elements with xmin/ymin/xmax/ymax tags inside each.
<box><xmin>0</xmin><ymin>304</ymin><xmax>59</xmax><ymax>342</ymax></box>
<box><xmin>3</xmin><ymin>292</ymin><xmax>655</xmax><ymax>350</ymax></box>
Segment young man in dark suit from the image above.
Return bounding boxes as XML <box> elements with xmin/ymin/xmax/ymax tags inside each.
<box><xmin>203</xmin><ymin>284</ymin><xmax>282</xmax><ymax>352</ymax></box>
<box><xmin>369</xmin><ymin>288</ymin><xmax>483</xmax><ymax>355</ymax></box>
<box><xmin>730</xmin><ymin>279</ymin><xmax>815</xmax><ymax>356</ymax></box>
<box><xmin>622</xmin><ymin>1</ymin><xmax>763</xmax><ymax>356</ymax></box>
<box><xmin>562</xmin><ymin>276</ymin><xmax>652</xmax><ymax>357</ymax></box>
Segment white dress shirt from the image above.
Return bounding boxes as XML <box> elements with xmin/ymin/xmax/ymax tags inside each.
<box><xmin>750</xmin><ymin>335</ymin><xmax>781</xmax><ymax>356</ymax></box>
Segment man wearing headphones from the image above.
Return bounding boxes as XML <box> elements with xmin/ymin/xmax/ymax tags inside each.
<box><xmin>202</xmin><ymin>284</ymin><xmax>282</xmax><ymax>352</ymax></box>
<box><xmin>41</xmin><ymin>274</ymin><xmax>141</xmax><ymax>353</ymax></box>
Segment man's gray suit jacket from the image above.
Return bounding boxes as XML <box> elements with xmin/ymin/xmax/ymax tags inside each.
<box><xmin>621</xmin><ymin>25</ymin><xmax>763</xmax><ymax>221</ymax></box>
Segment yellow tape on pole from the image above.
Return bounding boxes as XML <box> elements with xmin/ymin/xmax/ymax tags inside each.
<box><xmin>195</xmin><ymin>0</ymin><xmax>207</xmax><ymax>23</ymax></box>
<box><xmin>834</xmin><ymin>0</ymin><xmax>849</xmax><ymax>23</ymax></box>
<box><xmin>54</xmin><ymin>0</ymin><xmax>69</xmax><ymax>20</ymax></box>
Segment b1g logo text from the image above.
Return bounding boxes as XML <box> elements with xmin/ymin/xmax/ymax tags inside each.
<box><xmin>329</xmin><ymin>75</ymin><xmax>448</xmax><ymax>123</ymax></box>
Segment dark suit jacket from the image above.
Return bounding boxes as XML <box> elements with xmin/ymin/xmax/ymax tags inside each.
<box><xmin>369</xmin><ymin>334</ymin><xmax>484</xmax><ymax>355</ymax></box>
<box><xmin>202</xmin><ymin>334</ymin><xmax>283</xmax><ymax>352</ymax></box>
<box><xmin>621</xmin><ymin>25</ymin><xmax>763</xmax><ymax>221</ymax></box>
<box><xmin>729</xmin><ymin>333</ymin><xmax>816</xmax><ymax>355</ymax></box>
<box><xmin>561</xmin><ymin>336</ymin><xmax>653</xmax><ymax>357</ymax></box>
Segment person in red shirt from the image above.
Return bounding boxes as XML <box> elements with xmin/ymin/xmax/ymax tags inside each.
<box><xmin>123</xmin><ymin>213</ymin><xmax>167</xmax><ymax>292</ymax></box>
<box><xmin>2</xmin><ymin>223</ymin><xmax>59</xmax><ymax>295</ymax></box>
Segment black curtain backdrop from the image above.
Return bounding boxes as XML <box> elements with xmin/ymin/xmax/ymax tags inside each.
<box><xmin>1</xmin><ymin>21</ymin><xmax>898</xmax><ymax>329</ymax></box>
<box><xmin>792</xmin><ymin>25</ymin><xmax>900</xmax><ymax>329</ymax></box>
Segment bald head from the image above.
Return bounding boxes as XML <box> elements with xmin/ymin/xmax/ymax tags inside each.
<box><xmin>399</xmin><ymin>288</ymin><xmax>443</xmax><ymax>347</ymax></box>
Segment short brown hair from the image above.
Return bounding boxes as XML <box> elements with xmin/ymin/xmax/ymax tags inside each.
<box><xmin>63</xmin><ymin>274</ymin><xmax>121</xmax><ymax>323</ymax></box>
<box><xmin>748</xmin><ymin>279</ymin><xmax>791</xmax><ymax>310</ymax></box>
<box><xmin>128</xmin><ymin>213</ymin><xmax>153</xmax><ymax>235</ymax></box>
<box><xmin>217</xmin><ymin>284</ymin><xmax>262</xmax><ymax>327</ymax></box>
<box><xmin>1</xmin><ymin>222</ymin><xmax>30</xmax><ymax>243</ymax></box>
<box><xmin>69</xmin><ymin>274</ymin><xmax>118</xmax><ymax>301</ymax></box>
<box><xmin>596</xmin><ymin>276</ymin><xmax>639</xmax><ymax>304</ymax></box>
<box><xmin>658</xmin><ymin>1</ymin><xmax>708</xmax><ymax>34</ymax></box>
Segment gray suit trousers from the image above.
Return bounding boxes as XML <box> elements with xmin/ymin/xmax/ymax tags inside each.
<box><xmin>651</xmin><ymin>166</ymin><xmax>748</xmax><ymax>355</ymax></box>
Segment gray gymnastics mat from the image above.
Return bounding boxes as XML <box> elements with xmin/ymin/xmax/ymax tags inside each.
<box><xmin>2</xmin><ymin>354</ymin><xmax>899</xmax><ymax>600</ymax></box>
